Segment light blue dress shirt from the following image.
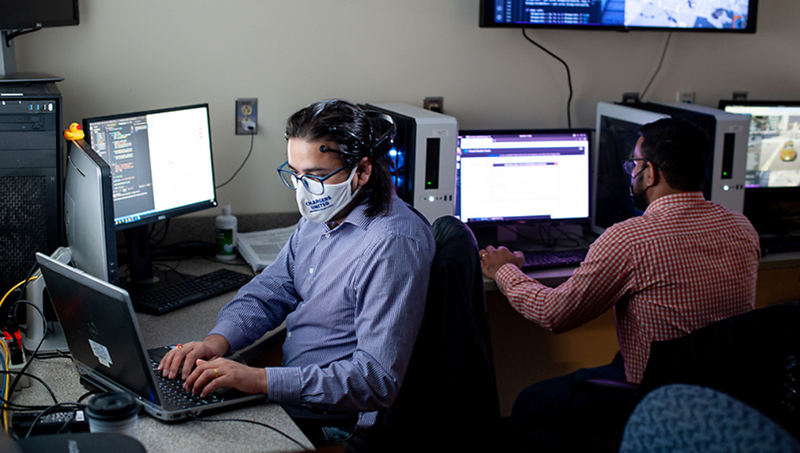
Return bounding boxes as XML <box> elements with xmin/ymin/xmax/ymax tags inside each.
<box><xmin>209</xmin><ymin>194</ymin><xmax>435</xmax><ymax>430</ymax></box>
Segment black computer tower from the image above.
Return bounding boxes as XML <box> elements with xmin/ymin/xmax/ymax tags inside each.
<box><xmin>0</xmin><ymin>82</ymin><xmax>63</xmax><ymax>294</ymax></box>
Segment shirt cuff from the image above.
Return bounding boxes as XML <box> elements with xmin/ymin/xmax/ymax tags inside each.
<box><xmin>265</xmin><ymin>367</ymin><xmax>302</xmax><ymax>403</ymax></box>
<box><xmin>207</xmin><ymin>319</ymin><xmax>247</xmax><ymax>352</ymax></box>
<box><xmin>495</xmin><ymin>262</ymin><xmax>528</xmax><ymax>294</ymax></box>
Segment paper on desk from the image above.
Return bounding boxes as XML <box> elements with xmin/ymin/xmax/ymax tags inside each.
<box><xmin>236</xmin><ymin>224</ymin><xmax>297</xmax><ymax>272</ymax></box>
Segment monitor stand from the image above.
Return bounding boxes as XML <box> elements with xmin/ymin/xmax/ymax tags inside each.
<box><xmin>23</xmin><ymin>269</ymin><xmax>68</xmax><ymax>354</ymax></box>
<box><xmin>0</xmin><ymin>31</ymin><xmax>63</xmax><ymax>83</ymax></box>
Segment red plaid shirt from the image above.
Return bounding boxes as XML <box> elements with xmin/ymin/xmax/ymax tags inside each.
<box><xmin>495</xmin><ymin>192</ymin><xmax>761</xmax><ymax>383</ymax></box>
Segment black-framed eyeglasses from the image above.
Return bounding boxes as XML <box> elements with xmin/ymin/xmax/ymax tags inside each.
<box><xmin>277</xmin><ymin>161</ymin><xmax>349</xmax><ymax>195</ymax></box>
<box><xmin>621</xmin><ymin>158</ymin><xmax>661</xmax><ymax>176</ymax></box>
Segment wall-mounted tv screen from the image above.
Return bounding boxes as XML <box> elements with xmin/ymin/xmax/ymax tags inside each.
<box><xmin>480</xmin><ymin>0</ymin><xmax>758</xmax><ymax>33</ymax></box>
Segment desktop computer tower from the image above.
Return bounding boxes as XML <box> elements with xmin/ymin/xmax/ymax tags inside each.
<box><xmin>365</xmin><ymin>103</ymin><xmax>458</xmax><ymax>223</ymax></box>
<box><xmin>592</xmin><ymin>101</ymin><xmax>749</xmax><ymax>234</ymax></box>
<box><xmin>0</xmin><ymin>82</ymin><xmax>63</xmax><ymax>294</ymax></box>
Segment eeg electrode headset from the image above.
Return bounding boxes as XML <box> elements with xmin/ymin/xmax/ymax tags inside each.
<box><xmin>319</xmin><ymin>110</ymin><xmax>396</xmax><ymax>161</ymax></box>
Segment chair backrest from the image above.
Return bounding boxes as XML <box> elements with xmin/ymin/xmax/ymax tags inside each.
<box><xmin>640</xmin><ymin>300</ymin><xmax>800</xmax><ymax>440</ymax></box>
<box><xmin>375</xmin><ymin>216</ymin><xmax>500</xmax><ymax>451</ymax></box>
<box><xmin>621</xmin><ymin>383</ymin><xmax>800</xmax><ymax>453</ymax></box>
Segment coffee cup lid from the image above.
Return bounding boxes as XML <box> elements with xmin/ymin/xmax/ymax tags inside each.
<box><xmin>87</xmin><ymin>392</ymin><xmax>140</xmax><ymax>420</ymax></box>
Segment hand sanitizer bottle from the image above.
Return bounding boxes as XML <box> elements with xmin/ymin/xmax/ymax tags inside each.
<box><xmin>215</xmin><ymin>205</ymin><xmax>237</xmax><ymax>260</ymax></box>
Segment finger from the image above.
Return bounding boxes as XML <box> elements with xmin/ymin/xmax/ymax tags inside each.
<box><xmin>198</xmin><ymin>368</ymin><xmax>225</xmax><ymax>398</ymax></box>
<box><xmin>161</xmin><ymin>348</ymin><xmax>186</xmax><ymax>379</ymax></box>
<box><xmin>183</xmin><ymin>358</ymin><xmax>206</xmax><ymax>391</ymax></box>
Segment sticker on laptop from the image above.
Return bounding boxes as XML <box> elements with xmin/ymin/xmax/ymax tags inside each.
<box><xmin>89</xmin><ymin>339</ymin><xmax>113</xmax><ymax>368</ymax></box>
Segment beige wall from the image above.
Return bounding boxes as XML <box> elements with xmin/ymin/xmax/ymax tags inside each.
<box><xmin>15</xmin><ymin>0</ymin><xmax>800</xmax><ymax>216</ymax></box>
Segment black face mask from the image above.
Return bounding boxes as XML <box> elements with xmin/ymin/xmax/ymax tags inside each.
<box><xmin>629</xmin><ymin>167</ymin><xmax>650</xmax><ymax>212</ymax></box>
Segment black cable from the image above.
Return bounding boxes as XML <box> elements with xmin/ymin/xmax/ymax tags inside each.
<box><xmin>6</xmin><ymin>301</ymin><xmax>48</xmax><ymax>399</ymax></box>
<box><xmin>23</xmin><ymin>402</ymin><xmax>86</xmax><ymax>438</ymax></box>
<box><xmin>3</xmin><ymin>27</ymin><xmax>41</xmax><ymax>46</ymax></box>
<box><xmin>640</xmin><ymin>32</ymin><xmax>673</xmax><ymax>101</ymax></box>
<box><xmin>216</xmin><ymin>132</ymin><xmax>255</xmax><ymax>189</ymax></box>
<box><xmin>189</xmin><ymin>415</ymin><xmax>311</xmax><ymax>451</ymax></box>
<box><xmin>0</xmin><ymin>370</ymin><xmax>58</xmax><ymax>407</ymax></box>
<box><xmin>522</xmin><ymin>28</ymin><xmax>573</xmax><ymax>129</ymax></box>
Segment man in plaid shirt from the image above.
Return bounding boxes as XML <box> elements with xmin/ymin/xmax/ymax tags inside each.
<box><xmin>480</xmin><ymin>118</ymin><xmax>761</xmax><ymax>451</ymax></box>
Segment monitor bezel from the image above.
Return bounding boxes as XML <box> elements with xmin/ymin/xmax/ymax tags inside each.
<box><xmin>83</xmin><ymin>103</ymin><xmax>218</xmax><ymax>232</ymax></box>
<box><xmin>0</xmin><ymin>0</ymin><xmax>79</xmax><ymax>30</ymax></box>
<box><xmin>479</xmin><ymin>0</ymin><xmax>758</xmax><ymax>33</ymax></box>
<box><xmin>456</xmin><ymin>127</ymin><xmax>593</xmax><ymax>227</ymax></box>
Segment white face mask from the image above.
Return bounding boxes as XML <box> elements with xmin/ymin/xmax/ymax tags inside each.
<box><xmin>295</xmin><ymin>167</ymin><xmax>360</xmax><ymax>223</ymax></box>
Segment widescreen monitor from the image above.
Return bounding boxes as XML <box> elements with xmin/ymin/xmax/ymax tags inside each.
<box><xmin>83</xmin><ymin>104</ymin><xmax>217</xmax><ymax>287</ymax></box>
<box><xmin>719</xmin><ymin>100</ymin><xmax>800</xmax><ymax>238</ymax></box>
<box><xmin>480</xmin><ymin>0</ymin><xmax>758</xmax><ymax>33</ymax></box>
<box><xmin>456</xmin><ymin>129</ymin><xmax>591</xmax><ymax>227</ymax></box>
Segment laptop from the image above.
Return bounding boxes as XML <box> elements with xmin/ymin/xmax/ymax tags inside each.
<box><xmin>35</xmin><ymin>252</ymin><xmax>266</xmax><ymax>422</ymax></box>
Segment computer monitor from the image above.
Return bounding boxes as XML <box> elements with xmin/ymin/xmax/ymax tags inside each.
<box><xmin>455</xmin><ymin>129</ymin><xmax>592</xmax><ymax>229</ymax></box>
<box><xmin>719</xmin><ymin>100</ymin><xmax>800</xmax><ymax>239</ymax></box>
<box><xmin>591</xmin><ymin>103</ymin><xmax>671</xmax><ymax>235</ymax></box>
<box><xmin>63</xmin><ymin>139</ymin><xmax>118</xmax><ymax>284</ymax></box>
<box><xmin>83</xmin><ymin>104</ymin><xmax>217</xmax><ymax>288</ymax></box>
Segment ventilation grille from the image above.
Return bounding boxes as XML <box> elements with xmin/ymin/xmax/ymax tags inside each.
<box><xmin>0</xmin><ymin>175</ymin><xmax>49</xmax><ymax>293</ymax></box>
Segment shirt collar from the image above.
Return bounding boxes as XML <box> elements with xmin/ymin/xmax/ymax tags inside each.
<box><xmin>644</xmin><ymin>191</ymin><xmax>706</xmax><ymax>214</ymax></box>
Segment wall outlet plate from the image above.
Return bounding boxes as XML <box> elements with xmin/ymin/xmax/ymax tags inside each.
<box><xmin>423</xmin><ymin>96</ymin><xmax>443</xmax><ymax>113</ymax></box>
<box><xmin>236</xmin><ymin>98</ymin><xmax>257</xmax><ymax>135</ymax></box>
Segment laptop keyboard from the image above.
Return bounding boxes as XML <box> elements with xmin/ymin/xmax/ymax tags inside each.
<box><xmin>150</xmin><ymin>359</ymin><xmax>223</xmax><ymax>409</ymax></box>
<box><xmin>132</xmin><ymin>269</ymin><xmax>253</xmax><ymax>315</ymax></box>
<box><xmin>522</xmin><ymin>249</ymin><xmax>588</xmax><ymax>270</ymax></box>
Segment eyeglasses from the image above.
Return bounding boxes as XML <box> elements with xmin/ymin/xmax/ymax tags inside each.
<box><xmin>621</xmin><ymin>158</ymin><xmax>661</xmax><ymax>176</ymax></box>
<box><xmin>277</xmin><ymin>161</ymin><xmax>349</xmax><ymax>195</ymax></box>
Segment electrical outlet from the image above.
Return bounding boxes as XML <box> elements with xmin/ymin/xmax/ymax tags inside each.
<box><xmin>622</xmin><ymin>92</ymin><xmax>640</xmax><ymax>104</ymax></box>
<box><xmin>236</xmin><ymin>98</ymin><xmax>258</xmax><ymax>135</ymax></box>
<box><xmin>423</xmin><ymin>97</ymin><xmax>443</xmax><ymax>113</ymax></box>
<box><xmin>676</xmin><ymin>91</ymin><xmax>695</xmax><ymax>104</ymax></box>
<box><xmin>732</xmin><ymin>91</ymin><xmax>749</xmax><ymax>101</ymax></box>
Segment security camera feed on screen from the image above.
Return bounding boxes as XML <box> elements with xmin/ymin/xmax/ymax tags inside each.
<box><xmin>488</xmin><ymin>0</ymin><xmax>753</xmax><ymax>30</ymax></box>
<box><xmin>722</xmin><ymin>105</ymin><xmax>800</xmax><ymax>189</ymax></box>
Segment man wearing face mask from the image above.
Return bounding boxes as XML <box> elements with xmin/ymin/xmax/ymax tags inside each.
<box><xmin>158</xmin><ymin>99</ymin><xmax>435</xmax><ymax>447</ymax></box>
<box><xmin>480</xmin><ymin>118</ymin><xmax>761</xmax><ymax>451</ymax></box>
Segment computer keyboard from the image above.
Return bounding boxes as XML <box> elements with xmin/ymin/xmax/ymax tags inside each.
<box><xmin>522</xmin><ymin>249</ymin><xmax>588</xmax><ymax>270</ymax></box>
<box><xmin>131</xmin><ymin>268</ymin><xmax>253</xmax><ymax>315</ymax></box>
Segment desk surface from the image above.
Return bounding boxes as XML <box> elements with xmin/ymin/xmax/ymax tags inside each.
<box><xmin>12</xmin><ymin>258</ymin><xmax>311</xmax><ymax>452</ymax></box>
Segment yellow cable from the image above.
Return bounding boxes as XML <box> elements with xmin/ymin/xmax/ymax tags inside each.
<box><xmin>0</xmin><ymin>276</ymin><xmax>38</xmax><ymax>432</ymax></box>
<box><xmin>0</xmin><ymin>338</ymin><xmax>9</xmax><ymax>432</ymax></box>
<box><xmin>0</xmin><ymin>276</ymin><xmax>38</xmax><ymax>310</ymax></box>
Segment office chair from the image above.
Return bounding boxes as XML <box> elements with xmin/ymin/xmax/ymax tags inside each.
<box><xmin>620</xmin><ymin>383</ymin><xmax>800</xmax><ymax>453</ymax></box>
<box><xmin>373</xmin><ymin>215</ymin><xmax>501</xmax><ymax>452</ymax></box>
<box><xmin>569</xmin><ymin>300</ymin><xmax>800</xmax><ymax>451</ymax></box>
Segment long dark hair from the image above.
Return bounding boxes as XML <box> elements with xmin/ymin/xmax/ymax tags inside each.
<box><xmin>285</xmin><ymin>99</ymin><xmax>395</xmax><ymax>217</ymax></box>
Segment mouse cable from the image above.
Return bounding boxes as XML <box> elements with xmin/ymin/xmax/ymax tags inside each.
<box><xmin>188</xmin><ymin>414</ymin><xmax>311</xmax><ymax>451</ymax></box>
<box><xmin>216</xmin><ymin>131</ymin><xmax>255</xmax><ymax>189</ymax></box>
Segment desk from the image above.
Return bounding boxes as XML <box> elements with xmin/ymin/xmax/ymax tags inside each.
<box><xmin>12</xmin><ymin>258</ymin><xmax>311</xmax><ymax>452</ymax></box>
<box><xmin>487</xmin><ymin>251</ymin><xmax>800</xmax><ymax>416</ymax></box>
